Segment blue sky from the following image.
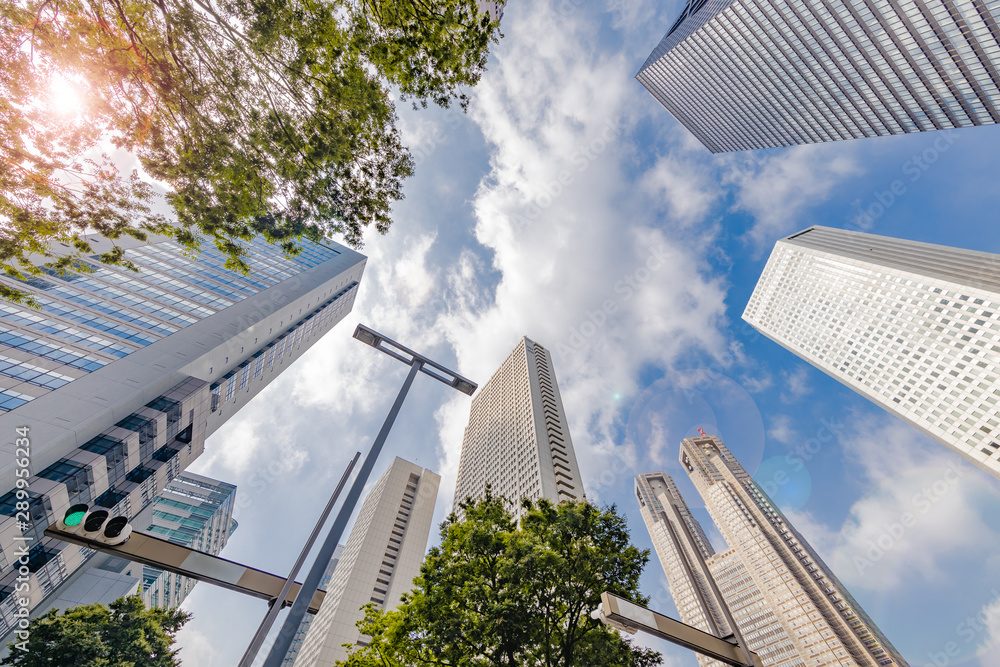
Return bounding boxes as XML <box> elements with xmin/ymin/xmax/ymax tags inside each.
<box><xmin>175</xmin><ymin>1</ymin><xmax>1000</xmax><ymax>665</ymax></box>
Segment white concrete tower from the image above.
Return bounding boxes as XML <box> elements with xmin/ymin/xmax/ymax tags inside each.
<box><xmin>745</xmin><ymin>225</ymin><xmax>1000</xmax><ymax>478</ymax></box>
<box><xmin>454</xmin><ymin>337</ymin><xmax>584</xmax><ymax>516</ymax></box>
<box><xmin>295</xmin><ymin>458</ymin><xmax>440</xmax><ymax>667</ymax></box>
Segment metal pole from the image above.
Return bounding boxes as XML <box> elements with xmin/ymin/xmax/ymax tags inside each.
<box><xmin>238</xmin><ymin>451</ymin><xmax>360</xmax><ymax>667</ymax></box>
<box><xmin>262</xmin><ymin>359</ymin><xmax>423</xmax><ymax>667</ymax></box>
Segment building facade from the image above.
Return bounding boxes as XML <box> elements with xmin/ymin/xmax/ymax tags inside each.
<box><xmin>744</xmin><ymin>225</ymin><xmax>1000</xmax><ymax>478</ymax></box>
<box><xmin>637</xmin><ymin>0</ymin><xmax>1000</xmax><ymax>152</ymax></box>
<box><xmin>282</xmin><ymin>545</ymin><xmax>345</xmax><ymax>666</ymax></box>
<box><xmin>637</xmin><ymin>434</ymin><xmax>908</xmax><ymax>666</ymax></box>
<box><xmin>0</xmin><ymin>234</ymin><xmax>365</xmax><ymax>640</ymax></box>
<box><xmin>454</xmin><ymin>337</ymin><xmax>584</xmax><ymax>516</ymax></box>
<box><xmin>295</xmin><ymin>458</ymin><xmax>440</xmax><ymax>667</ymax></box>
<box><xmin>134</xmin><ymin>472</ymin><xmax>238</xmax><ymax>609</ymax></box>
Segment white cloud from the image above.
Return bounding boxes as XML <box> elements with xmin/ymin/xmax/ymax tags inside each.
<box><xmin>977</xmin><ymin>593</ymin><xmax>1000</xmax><ymax>666</ymax></box>
<box><xmin>767</xmin><ymin>414</ymin><xmax>795</xmax><ymax>445</ymax></box>
<box><xmin>426</xmin><ymin>0</ymin><xmax>730</xmax><ymax>503</ymax></box>
<box><xmin>823</xmin><ymin>415</ymin><xmax>1000</xmax><ymax>591</ymax></box>
<box><xmin>724</xmin><ymin>145</ymin><xmax>862</xmax><ymax>254</ymax></box>
<box><xmin>779</xmin><ymin>365</ymin><xmax>812</xmax><ymax>403</ymax></box>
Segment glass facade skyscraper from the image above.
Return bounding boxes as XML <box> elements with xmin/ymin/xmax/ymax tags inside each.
<box><xmin>637</xmin><ymin>434</ymin><xmax>908</xmax><ymax>666</ymax></box>
<box><xmin>0</xmin><ymin>234</ymin><xmax>365</xmax><ymax>640</ymax></box>
<box><xmin>637</xmin><ymin>0</ymin><xmax>1000</xmax><ymax>152</ymax></box>
<box><xmin>137</xmin><ymin>472</ymin><xmax>238</xmax><ymax>609</ymax></box>
<box><xmin>744</xmin><ymin>225</ymin><xmax>1000</xmax><ymax>479</ymax></box>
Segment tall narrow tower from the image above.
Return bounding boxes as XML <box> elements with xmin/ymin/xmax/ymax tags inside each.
<box><xmin>744</xmin><ymin>225</ymin><xmax>1000</xmax><ymax>478</ymax></box>
<box><xmin>454</xmin><ymin>337</ymin><xmax>584</xmax><ymax>515</ymax></box>
<box><xmin>0</xmin><ymin>234</ymin><xmax>365</xmax><ymax>641</ymax></box>
<box><xmin>294</xmin><ymin>458</ymin><xmax>440</xmax><ymax>667</ymax></box>
<box><xmin>637</xmin><ymin>0</ymin><xmax>1000</xmax><ymax>151</ymax></box>
<box><xmin>638</xmin><ymin>434</ymin><xmax>908</xmax><ymax>666</ymax></box>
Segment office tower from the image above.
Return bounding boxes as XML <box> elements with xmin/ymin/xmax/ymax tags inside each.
<box><xmin>477</xmin><ymin>0</ymin><xmax>505</xmax><ymax>22</ymax></box>
<box><xmin>637</xmin><ymin>434</ymin><xmax>908</xmax><ymax>666</ymax></box>
<box><xmin>0</xmin><ymin>233</ymin><xmax>365</xmax><ymax>641</ymax></box>
<box><xmin>282</xmin><ymin>545</ymin><xmax>345</xmax><ymax>666</ymax></box>
<box><xmin>454</xmin><ymin>337</ymin><xmax>584</xmax><ymax>516</ymax></box>
<box><xmin>637</xmin><ymin>0</ymin><xmax>1000</xmax><ymax>152</ymax></box>
<box><xmin>295</xmin><ymin>458</ymin><xmax>440</xmax><ymax>667</ymax></box>
<box><xmin>135</xmin><ymin>473</ymin><xmax>238</xmax><ymax>609</ymax></box>
<box><xmin>744</xmin><ymin>225</ymin><xmax>1000</xmax><ymax>478</ymax></box>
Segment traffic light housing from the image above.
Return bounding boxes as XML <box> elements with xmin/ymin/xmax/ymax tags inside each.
<box><xmin>53</xmin><ymin>505</ymin><xmax>132</xmax><ymax>546</ymax></box>
<box><xmin>55</xmin><ymin>504</ymin><xmax>90</xmax><ymax>532</ymax></box>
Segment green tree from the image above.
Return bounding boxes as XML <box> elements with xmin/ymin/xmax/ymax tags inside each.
<box><xmin>0</xmin><ymin>0</ymin><xmax>503</xmax><ymax>304</ymax></box>
<box><xmin>0</xmin><ymin>595</ymin><xmax>189</xmax><ymax>666</ymax></box>
<box><xmin>339</xmin><ymin>493</ymin><xmax>661</xmax><ymax>667</ymax></box>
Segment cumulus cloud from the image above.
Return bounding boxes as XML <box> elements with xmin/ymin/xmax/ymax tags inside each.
<box><xmin>724</xmin><ymin>145</ymin><xmax>862</xmax><ymax>254</ymax></box>
<box><xmin>767</xmin><ymin>414</ymin><xmax>796</xmax><ymax>445</ymax></box>
<box><xmin>779</xmin><ymin>365</ymin><xmax>813</xmax><ymax>403</ymax></box>
<box><xmin>425</xmin><ymin>0</ymin><xmax>730</xmax><ymax>502</ymax></box>
<box><xmin>823</xmin><ymin>414</ymin><xmax>1000</xmax><ymax>591</ymax></box>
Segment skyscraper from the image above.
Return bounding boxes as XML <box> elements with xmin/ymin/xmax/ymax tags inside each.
<box><xmin>135</xmin><ymin>472</ymin><xmax>238</xmax><ymax>609</ymax></box>
<box><xmin>637</xmin><ymin>434</ymin><xmax>908</xmax><ymax>666</ymax></box>
<box><xmin>454</xmin><ymin>337</ymin><xmax>584</xmax><ymax>516</ymax></box>
<box><xmin>0</xmin><ymin>233</ymin><xmax>365</xmax><ymax>641</ymax></box>
<box><xmin>744</xmin><ymin>225</ymin><xmax>1000</xmax><ymax>478</ymax></box>
<box><xmin>637</xmin><ymin>0</ymin><xmax>1000</xmax><ymax>152</ymax></box>
<box><xmin>294</xmin><ymin>458</ymin><xmax>440</xmax><ymax>667</ymax></box>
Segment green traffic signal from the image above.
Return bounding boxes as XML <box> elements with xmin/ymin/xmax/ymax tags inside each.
<box><xmin>63</xmin><ymin>504</ymin><xmax>89</xmax><ymax>527</ymax></box>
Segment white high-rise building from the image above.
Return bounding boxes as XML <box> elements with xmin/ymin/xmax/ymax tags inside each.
<box><xmin>454</xmin><ymin>337</ymin><xmax>584</xmax><ymax>516</ymax></box>
<box><xmin>744</xmin><ymin>225</ymin><xmax>1000</xmax><ymax>478</ymax></box>
<box><xmin>637</xmin><ymin>434</ymin><xmax>908</xmax><ymax>666</ymax></box>
<box><xmin>0</xmin><ymin>234</ymin><xmax>364</xmax><ymax>641</ymax></box>
<box><xmin>295</xmin><ymin>458</ymin><xmax>440</xmax><ymax>667</ymax></box>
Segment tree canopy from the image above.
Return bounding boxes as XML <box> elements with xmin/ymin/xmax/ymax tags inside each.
<box><xmin>0</xmin><ymin>595</ymin><xmax>189</xmax><ymax>667</ymax></box>
<box><xmin>0</xmin><ymin>0</ymin><xmax>503</xmax><ymax>303</ymax></box>
<box><xmin>338</xmin><ymin>493</ymin><xmax>661</xmax><ymax>667</ymax></box>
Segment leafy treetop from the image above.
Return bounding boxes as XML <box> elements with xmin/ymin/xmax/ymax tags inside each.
<box><xmin>0</xmin><ymin>595</ymin><xmax>189</xmax><ymax>667</ymax></box>
<box><xmin>336</xmin><ymin>492</ymin><xmax>662</xmax><ymax>667</ymax></box>
<box><xmin>0</xmin><ymin>0</ymin><xmax>503</xmax><ymax>304</ymax></box>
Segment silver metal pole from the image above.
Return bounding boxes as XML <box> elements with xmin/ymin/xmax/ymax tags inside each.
<box><xmin>261</xmin><ymin>359</ymin><xmax>423</xmax><ymax>667</ymax></box>
<box><xmin>238</xmin><ymin>451</ymin><xmax>360</xmax><ymax>667</ymax></box>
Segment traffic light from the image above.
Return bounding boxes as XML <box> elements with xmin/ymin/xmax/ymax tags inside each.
<box><xmin>54</xmin><ymin>504</ymin><xmax>90</xmax><ymax>533</ymax></box>
<box><xmin>53</xmin><ymin>505</ymin><xmax>132</xmax><ymax>546</ymax></box>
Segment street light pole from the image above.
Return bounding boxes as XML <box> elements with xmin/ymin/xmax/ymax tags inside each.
<box><xmin>237</xmin><ymin>451</ymin><xmax>360</xmax><ymax>667</ymax></box>
<box><xmin>261</xmin><ymin>326</ymin><xmax>476</xmax><ymax>667</ymax></box>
